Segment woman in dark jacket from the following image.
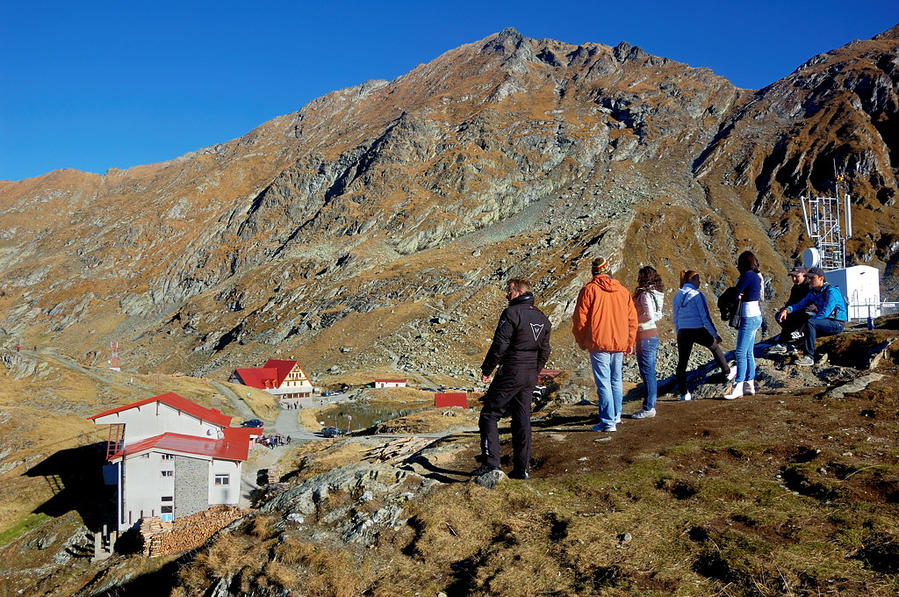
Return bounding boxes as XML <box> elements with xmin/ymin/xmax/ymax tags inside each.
<box><xmin>724</xmin><ymin>251</ymin><xmax>764</xmax><ymax>399</ymax></box>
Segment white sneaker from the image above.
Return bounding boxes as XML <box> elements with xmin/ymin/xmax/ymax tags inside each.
<box><xmin>723</xmin><ymin>384</ymin><xmax>743</xmax><ymax>400</ymax></box>
<box><xmin>744</xmin><ymin>380</ymin><xmax>756</xmax><ymax>395</ymax></box>
<box><xmin>679</xmin><ymin>392</ymin><xmax>692</xmax><ymax>401</ymax></box>
<box><xmin>726</xmin><ymin>367</ymin><xmax>738</xmax><ymax>382</ymax></box>
<box><xmin>631</xmin><ymin>408</ymin><xmax>656</xmax><ymax>419</ymax></box>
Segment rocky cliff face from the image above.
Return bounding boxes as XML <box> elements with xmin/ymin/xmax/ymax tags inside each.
<box><xmin>0</xmin><ymin>26</ymin><xmax>897</xmax><ymax>383</ymax></box>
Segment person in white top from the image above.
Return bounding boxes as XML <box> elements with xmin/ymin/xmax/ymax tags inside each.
<box><xmin>631</xmin><ymin>266</ymin><xmax>664</xmax><ymax>419</ymax></box>
<box><xmin>724</xmin><ymin>251</ymin><xmax>764</xmax><ymax>399</ymax></box>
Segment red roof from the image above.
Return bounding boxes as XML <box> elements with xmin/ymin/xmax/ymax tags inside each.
<box><xmin>88</xmin><ymin>392</ymin><xmax>232</xmax><ymax>427</ymax></box>
<box><xmin>263</xmin><ymin>359</ymin><xmax>301</xmax><ymax>386</ymax></box>
<box><xmin>109</xmin><ymin>427</ymin><xmax>255</xmax><ymax>462</ymax></box>
<box><xmin>435</xmin><ymin>393</ymin><xmax>467</xmax><ymax>409</ymax></box>
<box><xmin>374</xmin><ymin>379</ymin><xmax>406</xmax><ymax>383</ymax></box>
<box><xmin>233</xmin><ymin>367</ymin><xmax>279</xmax><ymax>389</ymax></box>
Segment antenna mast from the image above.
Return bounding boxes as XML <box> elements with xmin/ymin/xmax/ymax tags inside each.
<box><xmin>800</xmin><ymin>171</ymin><xmax>849</xmax><ymax>271</ymax></box>
<box><xmin>109</xmin><ymin>340</ymin><xmax>121</xmax><ymax>371</ymax></box>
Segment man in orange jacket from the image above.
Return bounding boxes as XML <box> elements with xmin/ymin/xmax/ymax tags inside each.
<box><xmin>572</xmin><ymin>257</ymin><xmax>638</xmax><ymax>432</ymax></box>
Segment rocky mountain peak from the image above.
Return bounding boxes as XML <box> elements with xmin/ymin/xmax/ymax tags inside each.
<box><xmin>481</xmin><ymin>26</ymin><xmax>525</xmax><ymax>54</ymax></box>
<box><xmin>0</xmin><ymin>26</ymin><xmax>896</xmax><ymax>385</ymax></box>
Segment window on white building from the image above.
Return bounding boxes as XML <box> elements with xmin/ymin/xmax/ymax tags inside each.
<box><xmin>214</xmin><ymin>474</ymin><xmax>230</xmax><ymax>486</ymax></box>
<box><xmin>161</xmin><ymin>505</ymin><xmax>173</xmax><ymax>514</ymax></box>
<box><xmin>161</xmin><ymin>496</ymin><xmax>173</xmax><ymax>502</ymax></box>
<box><xmin>161</xmin><ymin>454</ymin><xmax>174</xmax><ymax>460</ymax></box>
<box><xmin>161</xmin><ymin>470</ymin><xmax>173</xmax><ymax>477</ymax></box>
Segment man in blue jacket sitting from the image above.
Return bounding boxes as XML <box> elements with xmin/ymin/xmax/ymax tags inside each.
<box><xmin>775</xmin><ymin>266</ymin><xmax>848</xmax><ymax>365</ymax></box>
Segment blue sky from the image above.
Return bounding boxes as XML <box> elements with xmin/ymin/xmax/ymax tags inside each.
<box><xmin>1</xmin><ymin>1</ymin><xmax>896</xmax><ymax>181</ymax></box>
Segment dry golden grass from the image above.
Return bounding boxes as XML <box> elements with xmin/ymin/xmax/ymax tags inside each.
<box><xmin>299</xmin><ymin>405</ymin><xmax>322</xmax><ymax>430</ymax></box>
<box><xmin>272</xmin><ymin>535</ymin><xmax>371</xmax><ymax>597</ymax></box>
<box><xmin>288</xmin><ymin>441</ymin><xmax>371</xmax><ymax>483</ymax></box>
<box><xmin>217</xmin><ymin>380</ymin><xmax>279</xmax><ymax>420</ymax></box>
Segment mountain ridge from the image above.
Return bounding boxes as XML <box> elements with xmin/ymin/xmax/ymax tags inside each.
<box><xmin>0</xmin><ymin>26</ymin><xmax>896</xmax><ymax>385</ymax></box>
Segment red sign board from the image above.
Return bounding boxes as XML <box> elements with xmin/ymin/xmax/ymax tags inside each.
<box><xmin>435</xmin><ymin>392</ymin><xmax>467</xmax><ymax>409</ymax></box>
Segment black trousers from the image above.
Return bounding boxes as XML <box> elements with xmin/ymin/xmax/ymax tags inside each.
<box><xmin>776</xmin><ymin>310</ymin><xmax>809</xmax><ymax>344</ymax></box>
<box><xmin>676</xmin><ymin>328</ymin><xmax>730</xmax><ymax>394</ymax></box>
<box><xmin>478</xmin><ymin>364</ymin><xmax>536</xmax><ymax>473</ymax></box>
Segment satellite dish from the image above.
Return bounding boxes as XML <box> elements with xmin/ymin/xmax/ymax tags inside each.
<box><xmin>802</xmin><ymin>247</ymin><xmax>820</xmax><ymax>268</ymax></box>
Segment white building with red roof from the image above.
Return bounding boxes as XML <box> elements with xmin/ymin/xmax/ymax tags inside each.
<box><xmin>229</xmin><ymin>359</ymin><xmax>314</xmax><ymax>408</ymax></box>
<box><xmin>374</xmin><ymin>379</ymin><xmax>407</xmax><ymax>388</ymax></box>
<box><xmin>89</xmin><ymin>392</ymin><xmax>259</xmax><ymax>531</ymax></box>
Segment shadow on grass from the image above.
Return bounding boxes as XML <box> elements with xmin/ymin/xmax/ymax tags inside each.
<box><xmin>399</xmin><ymin>453</ymin><xmax>473</xmax><ymax>483</ymax></box>
<box><xmin>24</xmin><ymin>442</ymin><xmax>116</xmax><ymax>532</ymax></box>
<box><xmin>89</xmin><ymin>551</ymin><xmax>189</xmax><ymax>596</ymax></box>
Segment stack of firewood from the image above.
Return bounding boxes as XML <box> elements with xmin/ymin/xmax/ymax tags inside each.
<box><xmin>139</xmin><ymin>506</ymin><xmax>247</xmax><ymax>557</ymax></box>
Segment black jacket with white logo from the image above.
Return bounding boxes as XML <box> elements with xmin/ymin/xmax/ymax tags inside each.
<box><xmin>481</xmin><ymin>293</ymin><xmax>552</xmax><ymax>375</ymax></box>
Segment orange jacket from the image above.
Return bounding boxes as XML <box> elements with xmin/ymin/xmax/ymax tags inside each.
<box><xmin>572</xmin><ymin>274</ymin><xmax>638</xmax><ymax>352</ymax></box>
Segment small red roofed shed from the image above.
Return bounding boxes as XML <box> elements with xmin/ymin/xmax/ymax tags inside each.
<box><xmin>435</xmin><ymin>392</ymin><xmax>467</xmax><ymax>409</ymax></box>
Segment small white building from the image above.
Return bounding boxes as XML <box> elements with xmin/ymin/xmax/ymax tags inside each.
<box><xmin>89</xmin><ymin>392</ymin><xmax>258</xmax><ymax>531</ymax></box>
<box><xmin>230</xmin><ymin>359</ymin><xmax>314</xmax><ymax>408</ymax></box>
<box><xmin>374</xmin><ymin>379</ymin><xmax>407</xmax><ymax>388</ymax></box>
<box><xmin>825</xmin><ymin>265</ymin><xmax>882</xmax><ymax>320</ymax></box>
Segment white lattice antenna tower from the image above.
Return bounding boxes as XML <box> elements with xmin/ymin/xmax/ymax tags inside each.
<box><xmin>800</xmin><ymin>174</ymin><xmax>852</xmax><ymax>272</ymax></box>
<box><xmin>109</xmin><ymin>340</ymin><xmax>120</xmax><ymax>371</ymax></box>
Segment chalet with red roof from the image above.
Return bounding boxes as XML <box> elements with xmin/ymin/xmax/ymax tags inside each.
<box><xmin>229</xmin><ymin>359</ymin><xmax>314</xmax><ymax>408</ymax></box>
<box><xmin>89</xmin><ymin>392</ymin><xmax>259</xmax><ymax>531</ymax></box>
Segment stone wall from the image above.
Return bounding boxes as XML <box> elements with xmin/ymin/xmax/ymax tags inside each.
<box><xmin>174</xmin><ymin>455</ymin><xmax>208</xmax><ymax>517</ymax></box>
<box><xmin>139</xmin><ymin>505</ymin><xmax>247</xmax><ymax>557</ymax></box>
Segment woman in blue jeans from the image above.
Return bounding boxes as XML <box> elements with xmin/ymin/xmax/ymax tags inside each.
<box><xmin>632</xmin><ymin>266</ymin><xmax>664</xmax><ymax>418</ymax></box>
<box><xmin>724</xmin><ymin>251</ymin><xmax>764</xmax><ymax>399</ymax></box>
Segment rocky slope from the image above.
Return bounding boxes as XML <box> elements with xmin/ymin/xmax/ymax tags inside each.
<box><xmin>0</xmin><ymin>26</ymin><xmax>897</xmax><ymax>387</ymax></box>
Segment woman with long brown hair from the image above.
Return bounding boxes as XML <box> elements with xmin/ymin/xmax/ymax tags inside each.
<box><xmin>671</xmin><ymin>270</ymin><xmax>734</xmax><ymax>400</ymax></box>
<box><xmin>631</xmin><ymin>266</ymin><xmax>664</xmax><ymax>418</ymax></box>
<box><xmin>724</xmin><ymin>251</ymin><xmax>764</xmax><ymax>399</ymax></box>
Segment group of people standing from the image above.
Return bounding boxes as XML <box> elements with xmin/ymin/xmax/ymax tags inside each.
<box><xmin>673</xmin><ymin>251</ymin><xmax>765</xmax><ymax>402</ymax></box>
<box><xmin>474</xmin><ymin>252</ymin><xmax>849</xmax><ymax>479</ymax></box>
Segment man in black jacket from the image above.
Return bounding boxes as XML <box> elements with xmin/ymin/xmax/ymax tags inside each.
<box><xmin>770</xmin><ymin>265</ymin><xmax>811</xmax><ymax>354</ymax></box>
<box><xmin>475</xmin><ymin>277</ymin><xmax>552</xmax><ymax>479</ymax></box>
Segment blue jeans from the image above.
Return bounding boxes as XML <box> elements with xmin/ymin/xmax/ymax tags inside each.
<box><xmin>635</xmin><ymin>336</ymin><xmax>659</xmax><ymax>410</ymax></box>
<box><xmin>803</xmin><ymin>318</ymin><xmax>845</xmax><ymax>357</ymax></box>
<box><xmin>734</xmin><ymin>315</ymin><xmax>762</xmax><ymax>383</ymax></box>
<box><xmin>590</xmin><ymin>351</ymin><xmax>623</xmax><ymax>427</ymax></box>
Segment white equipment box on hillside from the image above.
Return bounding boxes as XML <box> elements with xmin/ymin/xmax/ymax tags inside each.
<box><xmin>825</xmin><ymin>265</ymin><xmax>881</xmax><ymax>320</ymax></box>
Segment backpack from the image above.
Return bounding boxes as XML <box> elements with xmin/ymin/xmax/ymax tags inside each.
<box><xmin>719</xmin><ymin>273</ymin><xmax>765</xmax><ymax>328</ymax></box>
<box><xmin>717</xmin><ymin>286</ymin><xmax>739</xmax><ymax>323</ymax></box>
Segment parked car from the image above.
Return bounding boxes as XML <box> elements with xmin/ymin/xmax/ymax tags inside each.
<box><xmin>241</xmin><ymin>419</ymin><xmax>264</xmax><ymax>428</ymax></box>
<box><xmin>320</xmin><ymin>426</ymin><xmax>343</xmax><ymax>438</ymax></box>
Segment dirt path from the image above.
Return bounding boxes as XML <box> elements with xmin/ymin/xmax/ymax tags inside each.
<box><xmin>21</xmin><ymin>349</ymin><xmax>136</xmax><ymax>391</ymax></box>
<box><xmin>208</xmin><ymin>380</ymin><xmax>255</xmax><ymax>420</ymax></box>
